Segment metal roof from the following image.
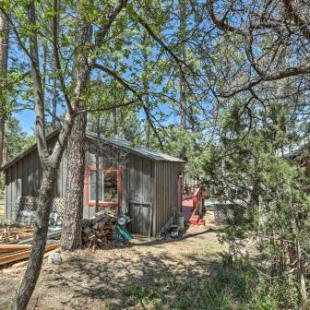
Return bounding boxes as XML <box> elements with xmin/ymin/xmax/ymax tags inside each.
<box><xmin>87</xmin><ymin>133</ymin><xmax>185</xmax><ymax>163</ymax></box>
<box><xmin>1</xmin><ymin>131</ymin><xmax>185</xmax><ymax>171</ymax></box>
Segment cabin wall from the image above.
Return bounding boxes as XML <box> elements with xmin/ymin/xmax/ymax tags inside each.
<box><xmin>127</xmin><ymin>154</ymin><xmax>154</xmax><ymax>236</ymax></box>
<box><xmin>153</xmin><ymin>161</ymin><xmax>182</xmax><ymax>236</ymax></box>
<box><xmin>4</xmin><ymin>136</ymin><xmax>183</xmax><ymax>237</ymax></box>
<box><xmin>83</xmin><ymin>142</ymin><xmax>128</xmax><ymax>219</ymax></box>
<box><xmin>4</xmin><ymin>136</ymin><xmax>67</xmax><ymax>223</ymax></box>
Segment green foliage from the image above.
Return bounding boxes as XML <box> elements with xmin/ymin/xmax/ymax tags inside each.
<box><xmin>153</xmin><ymin>125</ymin><xmax>211</xmax><ymax>179</ymax></box>
<box><xmin>4</xmin><ymin>116</ymin><xmax>35</xmax><ymax>162</ymax></box>
<box><xmin>204</xmin><ymin>96</ymin><xmax>310</xmax><ymax>306</ymax></box>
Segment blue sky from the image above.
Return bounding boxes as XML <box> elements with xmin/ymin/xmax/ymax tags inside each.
<box><xmin>14</xmin><ymin>110</ymin><xmax>35</xmax><ymax>134</ymax></box>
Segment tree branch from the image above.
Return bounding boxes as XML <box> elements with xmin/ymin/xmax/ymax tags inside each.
<box><xmin>52</xmin><ymin>0</ymin><xmax>72</xmax><ymax>113</ymax></box>
<box><xmin>91</xmin><ymin>62</ymin><xmax>163</xmax><ymax>146</ymax></box>
<box><xmin>94</xmin><ymin>0</ymin><xmax>128</xmax><ymax>47</ymax></box>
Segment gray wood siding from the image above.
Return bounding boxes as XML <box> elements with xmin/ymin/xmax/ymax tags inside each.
<box><xmin>153</xmin><ymin>161</ymin><xmax>181</xmax><ymax>236</ymax></box>
<box><xmin>5</xmin><ymin>167</ymin><xmax>11</xmax><ymax>222</ymax></box>
<box><xmin>4</xmin><ymin>138</ymin><xmax>67</xmax><ymax>222</ymax></box>
<box><xmin>126</xmin><ymin>154</ymin><xmax>154</xmax><ymax>236</ymax></box>
<box><xmin>4</xmin><ymin>136</ymin><xmax>183</xmax><ymax>236</ymax></box>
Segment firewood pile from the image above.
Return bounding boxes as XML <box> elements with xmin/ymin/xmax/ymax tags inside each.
<box><xmin>82</xmin><ymin>211</ymin><xmax>125</xmax><ymax>250</ymax></box>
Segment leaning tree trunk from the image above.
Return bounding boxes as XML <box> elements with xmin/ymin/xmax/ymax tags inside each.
<box><xmin>60</xmin><ymin>112</ymin><xmax>87</xmax><ymax>250</ymax></box>
<box><xmin>12</xmin><ymin>166</ymin><xmax>59</xmax><ymax>309</ymax></box>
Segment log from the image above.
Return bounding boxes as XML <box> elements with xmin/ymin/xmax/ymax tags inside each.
<box><xmin>81</xmin><ymin>211</ymin><xmax>118</xmax><ymax>249</ymax></box>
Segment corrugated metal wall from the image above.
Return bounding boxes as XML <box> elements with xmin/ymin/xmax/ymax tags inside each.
<box><xmin>153</xmin><ymin>161</ymin><xmax>182</xmax><ymax>236</ymax></box>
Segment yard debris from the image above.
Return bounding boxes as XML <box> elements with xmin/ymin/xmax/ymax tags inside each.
<box><xmin>48</xmin><ymin>249</ymin><xmax>62</xmax><ymax>265</ymax></box>
<box><xmin>0</xmin><ymin>224</ymin><xmax>61</xmax><ymax>268</ymax></box>
<box><xmin>0</xmin><ymin>225</ymin><xmax>34</xmax><ymax>243</ymax></box>
<box><xmin>0</xmin><ymin>243</ymin><xmax>58</xmax><ymax>266</ymax></box>
<box><xmin>82</xmin><ymin>211</ymin><xmax>132</xmax><ymax>250</ymax></box>
<box><xmin>0</xmin><ymin>244</ymin><xmax>32</xmax><ymax>252</ymax></box>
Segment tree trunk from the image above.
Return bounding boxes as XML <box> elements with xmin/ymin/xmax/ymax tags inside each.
<box><xmin>12</xmin><ymin>167</ymin><xmax>58</xmax><ymax>309</ymax></box>
<box><xmin>0</xmin><ymin>11</ymin><xmax>9</xmax><ymax>168</ymax></box>
<box><xmin>61</xmin><ymin>112</ymin><xmax>87</xmax><ymax>250</ymax></box>
<box><xmin>59</xmin><ymin>0</ymin><xmax>94</xmax><ymax>251</ymax></box>
<box><xmin>12</xmin><ymin>1</ymin><xmax>76</xmax><ymax>308</ymax></box>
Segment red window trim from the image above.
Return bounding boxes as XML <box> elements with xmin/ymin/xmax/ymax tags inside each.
<box><xmin>85</xmin><ymin>165</ymin><xmax>122</xmax><ymax>207</ymax></box>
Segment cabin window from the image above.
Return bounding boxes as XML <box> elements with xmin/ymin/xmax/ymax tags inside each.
<box><xmin>86</xmin><ymin>166</ymin><xmax>121</xmax><ymax>206</ymax></box>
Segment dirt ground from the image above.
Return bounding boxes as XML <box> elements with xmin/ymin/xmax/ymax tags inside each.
<box><xmin>0</xmin><ymin>224</ymin><xmax>226</xmax><ymax>310</ymax></box>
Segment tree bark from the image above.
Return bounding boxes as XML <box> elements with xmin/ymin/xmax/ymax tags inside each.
<box><xmin>60</xmin><ymin>11</ymin><xmax>92</xmax><ymax>251</ymax></box>
<box><xmin>11</xmin><ymin>2</ymin><xmax>75</xmax><ymax>308</ymax></box>
<box><xmin>60</xmin><ymin>0</ymin><xmax>127</xmax><ymax>251</ymax></box>
<box><xmin>60</xmin><ymin>112</ymin><xmax>87</xmax><ymax>250</ymax></box>
<box><xmin>0</xmin><ymin>11</ymin><xmax>9</xmax><ymax>168</ymax></box>
<box><xmin>12</xmin><ymin>167</ymin><xmax>58</xmax><ymax>309</ymax></box>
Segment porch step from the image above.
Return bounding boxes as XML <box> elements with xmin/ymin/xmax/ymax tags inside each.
<box><xmin>189</xmin><ymin>214</ymin><xmax>205</xmax><ymax>226</ymax></box>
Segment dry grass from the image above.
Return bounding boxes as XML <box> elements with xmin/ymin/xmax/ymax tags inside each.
<box><xmin>0</xmin><ymin>228</ymin><xmax>228</xmax><ymax>310</ymax></box>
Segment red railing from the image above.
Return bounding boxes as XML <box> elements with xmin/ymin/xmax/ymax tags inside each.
<box><xmin>189</xmin><ymin>186</ymin><xmax>205</xmax><ymax>225</ymax></box>
<box><xmin>192</xmin><ymin>186</ymin><xmax>202</xmax><ymax>211</ymax></box>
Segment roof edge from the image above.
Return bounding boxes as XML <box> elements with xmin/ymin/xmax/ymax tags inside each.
<box><xmin>1</xmin><ymin>129</ymin><xmax>60</xmax><ymax>171</ymax></box>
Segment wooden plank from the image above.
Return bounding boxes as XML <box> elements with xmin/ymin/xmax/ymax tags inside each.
<box><xmin>11</xmin><ymin>163</ymin><xmax>17</xmax><ymax>215</ymax></box>
<box><xmin>150</xmin><ymin>161</ymin><xmax>155</xmax><ymax>236</ymax></box>
<box><xmin>0</xmin><ymin>244</ymin><xmax>32</xmax><ymax>252</ymax></box>
<box><xmin>5</xmin><ymin>168</ymin><xmax>11</xmax><ymax>222</ymax></box>
<box><xmin>21</xmin><ymin>157</ymin><xmax>27</xmax><ymax>196</ymax></box>
<box><xmin>15</xmin><ymin>229</ymin><xmax>61</xmax><ymax>244</ymax></box>
<box><xmin>142</xmin><ymin>204</ymin><xmax>151</xmax><ymax>236</ymax></box>
<box><xmin>121</xmin><ymin>165</ymin><xmax>128</xmax><ymax>213</ymax></box>
<box><xmin>32</xmin><ymin>152</ymin><xmax>39</xmax><ymax>196</ymax></box>
<box><xmin>129</xmin><ymin>155</ymin><xmax>135</xmax><ymax>202</ymax></box>
<box><xmin>142</xmin><ymin>159</ymin><xmax>151</xmax><ymax>203</ymax></box>
<box><xmin>26</xmin><ymin>154</ymin><xmax>33</xmax><ymax>196</ymax></box>
<box><xmin>0</xmin><ymin>243</ymin><xmax>58</xmax><ymax>266</ymax></box>
<box><xmin>16</xmin><ymin>161</ymin><xmax>22</xmax><ymax>201</ymax></box>
<box><xmin>134</xmin><ymin>156</ymin><xmax>143</xmax><ymax>203</ymax></box>
<box><xmin>129</xmin><ymin>203</ymin><xmax>138</xmax><ymax>233</ymax></box>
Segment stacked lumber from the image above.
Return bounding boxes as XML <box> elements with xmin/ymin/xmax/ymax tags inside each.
<box><xmin>0</xmin><ymin>243</ymin><xmax>58</xmax><ymax>266</ymax></box>
<box><xmin>82</xmin><ymin>211</ymin><xmax>121</xmax><ymax>249</ymax></box>
<box><xmin>0</xmin><ymin>226</ymin><xmax>61</xmax><ymax>268</ymax></box>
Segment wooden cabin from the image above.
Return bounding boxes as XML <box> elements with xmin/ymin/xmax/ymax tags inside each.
<box><xmin>1</xmin><ymin>131</ymin><xmax>185</xmax><ymax>237</ymax></box>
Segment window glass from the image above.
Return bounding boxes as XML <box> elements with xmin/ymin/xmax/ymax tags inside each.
<box><xmin>89</xmin><ymin>169</ymin><xmax>118</xmax><ymax>203</ymax></box>
<box><xmin>89</xmin><ymin>170</ymin><xmax>103</xmax><ymax>201</ymax></box>
<box><xmin>104</xmin><ymin>170</ymin><xmax>118</xmax><ymax>202</ymax></box>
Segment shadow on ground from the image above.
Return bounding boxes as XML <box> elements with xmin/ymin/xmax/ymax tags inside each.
<box><xmin>15</xmin><ymin>230</ymin><xmax>261</xmax><ymax>310</ymax></box>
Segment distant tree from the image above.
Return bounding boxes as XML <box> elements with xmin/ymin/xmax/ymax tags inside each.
<box><xmin>206</xmin><ymin>1</ymin><xmax>310</xmax><ymax>306</ymax></box>
<box><xmin>5</xmin><ymin>116</ymin><xmax>35</xmax><ymax>162</ymax></box>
